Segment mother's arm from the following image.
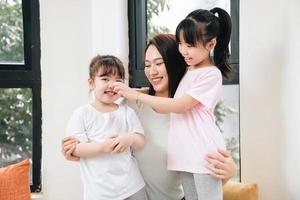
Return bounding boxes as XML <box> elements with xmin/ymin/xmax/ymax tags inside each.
<box><xmin>205</xmin><ymin>149</ymin><xmax>236</xmax><ymax>184</ymax></box>
<box><xmin>61</xmin><ymin>136</ymin><xmax>80</xmax><ymax>161</ymax></box>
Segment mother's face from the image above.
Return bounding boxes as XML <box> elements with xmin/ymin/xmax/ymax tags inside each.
<box><xmin>144</xmin><ymin>45</ymin><xmax>169</xmax><ymax>96</ymax></box>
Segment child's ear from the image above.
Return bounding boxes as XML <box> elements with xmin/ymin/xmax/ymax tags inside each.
<box><xmin>88</xmin><ymin>78</ymin><xmax>94</xmax><ymax>90</ymax></box>
<box><xmin>207</xmin><ymin>38</ymin><xmax>217</xmax><ymax>50</ymax></box>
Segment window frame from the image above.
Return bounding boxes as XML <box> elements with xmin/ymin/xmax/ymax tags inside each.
<box><xmin>0</xmin><ymin>0</ymin><xmax>41</xmax><ymax>192</ymax></box>
<box><xmin>127</xmin><ymin>0</ymin><xmax>148</xmax><ymax>87</ymax></box>
<box><xmin>128</xmin><ymin>0</ymin><xmax>239</xmax><ymax>86</ymax></box>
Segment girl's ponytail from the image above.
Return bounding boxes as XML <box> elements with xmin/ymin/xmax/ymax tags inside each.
<box><xmin>210</xmin><ymin>7</ymin><xmax>232</xmax><ymax>79</ymax></box>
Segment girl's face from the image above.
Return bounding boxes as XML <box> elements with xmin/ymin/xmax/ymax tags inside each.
<box><xmin>178</xmin><ymin>33</ymin><xmax>214</xmax><ymax>67</ymax></box>
<box><xmin>144</xmin><ymin>45</ymin><xmax>169</xmax><ymax>97</ymax></box>
<box><xmin>89</xmin><ymin>68</ymin><xmax>123</xmax><ymax>105</ymax></box>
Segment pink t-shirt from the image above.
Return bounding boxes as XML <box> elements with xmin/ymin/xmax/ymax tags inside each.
<box><xmin>167</xmin><ymin>66</ymin><xmax>226</xmax><ymax>174</ymax></box>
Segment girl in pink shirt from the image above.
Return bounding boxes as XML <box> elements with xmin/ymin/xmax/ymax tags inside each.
<box><xmin>114</xmin><ymin>7</ymin><xmax>232</xmax><ymax>200</ymax></box>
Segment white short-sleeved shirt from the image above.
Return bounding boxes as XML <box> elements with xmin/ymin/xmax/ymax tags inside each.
<box><xmin>66</xmin><ymin>103</ymin><xmax>145</xmax><ymax>200</ymax></box>
<box><xmin>168</xmin><ymin>66</ymin><xmax>226</xmax><ymax>174</ymax></box>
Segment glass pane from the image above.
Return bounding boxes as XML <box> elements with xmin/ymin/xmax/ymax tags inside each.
<box><xmin>0</xmin><ymin>0</ymin><xmax>24</xmax><ymax>64</ymax></box>
<box><xmin>216</xmin><ymin>85</ymin><xmax>240</xmax><ymax>181</ymax></box>
<box><xmin>0</xmin><ymin>88</ymin><xmax>32</xmax><ymax>168</ymax></box>
<box><xmin>147</xmin><ymin>0</ymin><xmax>230</xmax><ymax>40</ymax></box>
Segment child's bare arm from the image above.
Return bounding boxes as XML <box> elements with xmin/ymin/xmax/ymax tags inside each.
<box><xmin>73</xmin><ymin>138</ymin><xmax>116</xmax><ymax>158</ymax></box>
<box><xmin>138</xmin><ymin>93</ymin><xmax>198</xmax><ymax>113</ymax></box>
<box><xmin>61</xmin><ymin>136</ymin><xmax>80</xmax><ymax>161</ymax></box>
<box><xmin>113</xmin><ymin>82</ymin><xmax>198</xmax><ymax>113</ymax></box>
<box><xmin>111</xmin><ymin>133</ymin><xmax>145</xmax><ymax>153</ymax></box>
<box><xmin>129</xmin><ymin>133</ymin><xmax>145</xmax><ymax>150</ymax></box>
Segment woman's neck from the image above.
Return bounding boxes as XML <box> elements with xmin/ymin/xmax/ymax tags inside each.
<box><xmin>154</xmin><ymin>90</ymin><xmax>168</xmax><ymax>97</ymax></box>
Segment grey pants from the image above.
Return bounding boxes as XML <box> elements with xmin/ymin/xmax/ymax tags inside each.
<box><xmin>181</xmin><ymin>172</ymin><xmax>222</xmax><ymax>200</ymax></box>
<box><xmin>125</xmin><ymin>187</ymin><xmax>147</xmax><ymax>200</ymax></box>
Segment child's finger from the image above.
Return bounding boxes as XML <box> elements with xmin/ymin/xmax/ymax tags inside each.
<box><xmin>111</xmin><ymin>142</ymin><xmax>119</xmax><ymax>150</ymax></box>
<box><xmin>120</xmin><ymin>147</ymin><xmax>126</xmax><ymax>153</ymax></box>
<box><xmin>62</xmin><ymin>136</ymin><xmax>74</xmax><ymax>143</ymax></box>
<box><xmin>117</xmin><ymin>91</ymin><xmax>124</xmax><ymax>96</ymax></box>
<box><xmin>62</xmin><ymin>136</ymin><xmax>78</xmax><ymax>145</ymax></box>
<box><xmin>113</xmin><ymin>85</ymin><xmax>121</xmax><ymax>92</ymax></box>
<box><xmin>112</xmin><ymin>144</ymin><xmax>122</xmax><ymax>153</ymax></box>
<box><xmin>62</xmin><ymin>139</ymin><xmax>75</xmax><ymax>148</ymax></box>
<box><xmin>66</xmin><ymin>153</ymin><xmax>80</xmax><ymax>161</ymax></box>
<box><xmin>63</xmin><ymin>143</ymin><xmax>74</xmax><ymax>154</ymax></box>
<box><xmin>112</xmin><ymin>139</ymin><xmax>120</xmax><ymax>147</ymax></box>
<box><xmin>65</xmin><ymin>146</ymin><xmax>75</xmax><ymax>155</ymax></box>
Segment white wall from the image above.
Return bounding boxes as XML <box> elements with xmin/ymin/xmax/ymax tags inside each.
<box><xmin>282</xmin><ymin>2</ymin><xmax>300</xmax><ymax>198</ymax></box>
<box><xmin>40</xmin><ymin>0</ymin><xmax>128</xmax><ymax>199</ymax></box>
<box><xmin>91</xmin><ymin>0</ymin><xmax>129</xmax><ymax>67</ymax></box>
<box><xmin>40</xmin><ymin>0</ymin><xmax>300</xmax><ymax>199</ymax></box>
<box><xmin>240</xmin><ymin>0</ymin><xmax>300</xmax><ymax>199</ymax></box>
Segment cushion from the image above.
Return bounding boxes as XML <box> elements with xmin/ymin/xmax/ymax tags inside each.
<box><xmin>223</xmin><ymin>181</ymin><xmax>258</xmax><ymax>200</ymax></box>
<box><xmin>0</xmin><ymin>160</ymin><xmax>31</xmax><ymax>200</ymax></box>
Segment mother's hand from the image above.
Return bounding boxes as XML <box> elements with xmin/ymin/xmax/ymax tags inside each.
<box><xmin>61</xmin><ymin>136</ymin><xmax>80</xmax><ymax>161</ymax></box>
<box><xmin>205</xmin><ymin>149</ymin><xmax>236</xmax><ymax>184</ymax></box>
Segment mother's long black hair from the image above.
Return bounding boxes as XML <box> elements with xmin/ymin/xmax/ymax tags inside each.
<box><xmin>145</xmin><ymin>34</ymin><xmax>187</xmax><ymax>97</ymax></box>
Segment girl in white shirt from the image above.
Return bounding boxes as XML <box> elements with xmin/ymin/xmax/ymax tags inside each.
<box><xmin>65</xmin><ymin>55</ymin><xmax>146</xmax><ymax>200</ymax></box>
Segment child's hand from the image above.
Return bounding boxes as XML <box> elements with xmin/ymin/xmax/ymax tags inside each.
<box><xmin>102</xmin><ymin>138</ymin><xmax>117</xmax><ymax>153</ymax></box>
<box><xmin>111</xmin><ymin>133</ymin><xmax>134</xmax><ymax>153</ymax></box>
<box><xmin>61</xmin><ymin>136</ymin><xmax>80</xmax><ymax>161</ymax></box>
<box><xmin>112</xmin><ymin>82</ymin><xmax>140</xmax><ymax>101</ymax></box>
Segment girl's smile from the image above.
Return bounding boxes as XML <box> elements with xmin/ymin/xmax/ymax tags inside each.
<box><xmin>89</xmin><ymin>72</ymin><xmax>123</xmax><ymax>105</ymax></box>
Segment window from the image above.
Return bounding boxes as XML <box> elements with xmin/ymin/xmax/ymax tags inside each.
<box><xmin>128</xmin><ymin>0</ymin><xmax>240</xmax><ymax>180</ymax></box>
<box><xmin>0</xmin><ymin>0</ymin><xmax>41</xmax><ymax>192</ymax></box>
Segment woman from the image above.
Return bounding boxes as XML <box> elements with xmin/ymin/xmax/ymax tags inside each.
<box><xmin>62</xmin><ymin>34</ymin><xmax>236</xmax><ymax>200</ymax></box>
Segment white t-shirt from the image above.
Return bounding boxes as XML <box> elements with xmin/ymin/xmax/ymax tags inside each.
<box><xmin>66</xmin><ymin>103</ymin><xmax>145</xmax><ymax>200</ymax></box>
<box><xmin>131</xmin><ymin>102</ymin><xmax>184</xmax><ymax>200</ymax></box>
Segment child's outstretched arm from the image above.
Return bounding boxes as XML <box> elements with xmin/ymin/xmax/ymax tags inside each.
<box><xmin>111</xmin><ymin>133</ymin><xmax>145</xmax><ymax>154</ymax></box>
<box><xmin>113</xmin><ymin>82</ymin><xmax>198</xmax><ymax>114</ymax></box>
<box><xmin>138</xmin><ymin>93</ymin><xmax>197</xmax><ymax>114</ymax></box>
<box><xmin>72</xmin><ymin>137</ymin><xmax>116</xmax><ymax>158</ymax></box>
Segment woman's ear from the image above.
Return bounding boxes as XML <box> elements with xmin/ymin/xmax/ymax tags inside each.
<box><xmin>88</xmin><ymin>78</ymin><xmax>94</xmax><ymax>90</ymax></box>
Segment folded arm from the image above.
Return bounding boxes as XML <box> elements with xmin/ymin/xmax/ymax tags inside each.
<box><xmin>111</xmin><ymin>133</ymin><xmax>145</xmax><ymax>153</ymax></box>
<box><xmin>61</xmin><ymin>136</ymin><xmax>116</xmax><ymax>159</ymax></box>
<box><xmin>61</xmin><ymin>136</ymin><xmax>80</xmax><ymax>161</ymax></box>
<box><xmin>73</xmin><ymin>139</ymin><xmax>115</xmax><ymax>158</ymax></box>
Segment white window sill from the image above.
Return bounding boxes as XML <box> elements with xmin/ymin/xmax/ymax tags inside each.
<box><xmin>31</xmin><ymin>193</ymin><xmax>43</xmax><ymax>200</ymax></box>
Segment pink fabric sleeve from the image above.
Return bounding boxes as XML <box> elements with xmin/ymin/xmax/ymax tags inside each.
<box><xmin>186</xmin><ymin>70</ymin><xmax>222</xmax><ymax>108</ymax></box>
